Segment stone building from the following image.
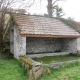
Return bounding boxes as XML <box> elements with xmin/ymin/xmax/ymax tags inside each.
<box><xmin>3</xmin><ymin>13</ymin><xmax>80</xmax><ymax>59</ymax></box>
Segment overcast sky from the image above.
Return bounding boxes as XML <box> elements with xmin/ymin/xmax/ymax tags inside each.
<box><xmin>60</xmin><ymin>0</ymin><xmax>80</xmax><ymax>22</ymax></box>
<box><xmin>28</xmin><ymin>0</ymin><xmax>80</xmax><ymax>22</ymax></box>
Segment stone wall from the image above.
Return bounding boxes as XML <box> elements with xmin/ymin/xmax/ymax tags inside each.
<box><xmin>77</xmin><ymin>38</ymin><xmax>80</xmax><ymax>54</ymax></box>
<box><xmin>62</xmin><ymin>38</ymin><xmax>77</xmax><ymax>54</ymax></box>
<box><xmin>45</xmin><ymin>59</ymin><xmax>80</xmax><ymax>69</ymax></box>
<box><xmin>26</xmin><ymin>38</ymin><xmax>61</xmax><ymax>53</ymax></box>
<box><xmin>10</xmin><ymin>26</ymin><xmax>14</xmax><ymax>54</ymax></box>
<box><xmin>10</xmin><ymin>25</ymin><xmax>26</xmax><ymax>59</ymax></box>
<box><xmin>14</xmin><ymin>26</ymin><xmax>26</xmax><ymax>58</ymax></box>
<box><xmin>26</xmin><ymin>38</ymin><xmax>77</xmax><ymax>54</ymax></box>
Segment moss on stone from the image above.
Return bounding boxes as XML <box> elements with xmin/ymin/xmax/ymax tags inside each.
<box><xmin>19</xmin><ymin>56</ymin><xmax>33</xmax><ymax>69</ymax></box>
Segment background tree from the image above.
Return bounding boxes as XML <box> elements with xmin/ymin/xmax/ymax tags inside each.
<box><xmin>67</xmin><ymin>17</ymin><xmax>80</xmax><ymax>33</ymax></box>
<box><xmin>47</xmin><ymin>0</ymin><xmax>65</xmax><ymax>17</ymax></box>
<box><xmin>47</xmin><ymin>0</ymin><xmax>53</xmax><ymax>17</ymax></box>
<box><xmin>56</xmin><ymin>5</ymin><xmax>64</xmax><ymax>17</ymax></box>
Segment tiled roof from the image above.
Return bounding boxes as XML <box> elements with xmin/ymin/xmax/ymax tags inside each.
<box><xmin>12</xmin><ymin>14</ymin><xmax>80</xmax><ymax>38</ymax></box>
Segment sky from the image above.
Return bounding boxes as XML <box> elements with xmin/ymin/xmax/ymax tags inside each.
<box><xmin>59</xmin><ymin>0</ymin><xmax>80</xmax><ymax>22</ymax></box>
<box><xmin>28</xmin><ymin>0</ymin><xmax>80</xmax><ymax>22</ymax></box>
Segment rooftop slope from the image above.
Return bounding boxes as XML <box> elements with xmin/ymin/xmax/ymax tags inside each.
<box><xmin>12</xmin><ymin>14</ymin><xmax>80</xmax><ymax>38</ymax></box>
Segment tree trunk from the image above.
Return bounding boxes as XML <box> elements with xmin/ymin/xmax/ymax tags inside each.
<box><xmin>0</xmin><ymin>26</ymin><xmax>3</xmax><ymax>44</ymax></box>
<box><xmin>47</xmin><ymin>0</ymin><xmax>53</xmax><ymax>17</ymax></box>
<box><xmin>0</xmin><ymin>33</ymin><xmax>3</xmax><ymax>44</ymax></box>
<box><xmin>0</xmin><ymin>13</ymin><xmax>5</xmax><ymax>44</ymax></box>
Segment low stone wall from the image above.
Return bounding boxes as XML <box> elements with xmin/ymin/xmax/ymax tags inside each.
<box><xmin>77</xmin><ymin>50</ymin><xmax>80</xmax><ymax>54</ymax></box>
<box><xmin>26</xmin><ymin>52</ymin><xmax>70</xmax><ymax>58</ymax></box>
<box><xmin>20</xmin><ymin>56</ymin><xmax>80</xmax><ymax>69</ymax></box>
<box><xmin>19</xmin><ymin>56</ymin><xmax>80</xmax><ymax>80</ymax></box>
<box><xmin>44</xmin><ymin>59</ymin><xmax>80</xmax><ymax>69</ymax></box>
<box><xmin>19</xmin><ymin>56</ymin><xmax>50</xmax><ymax>80</ymax></box>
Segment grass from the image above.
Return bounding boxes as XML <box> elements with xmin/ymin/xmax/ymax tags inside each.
<box><xmin>33</xmin><ymin>54</ymin><xmax>80</xmax><ymax>64</ymax></box>
<box><xmin>1</xmin><ymin>53</ymin><xmax>80</xmax><ymax>80</ymax></box>
<box><xmin>0</xmin><ymin>53</ymin><xmax>28</xmax><ymax>80</ymax></box>
<box><xmin>39</xmin><ymin>65</ymin><xmax>80</xmax><ymax>80</ymax></box>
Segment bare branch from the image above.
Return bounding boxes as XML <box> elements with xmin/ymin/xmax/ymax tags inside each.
<box><xmin>52</xmin><ymin>0</ymin><xmax>65</xmax><ymax>5</ymax></box>
<box><xmin>52</xmin><ymin>0</ymin><xmax>59</xmax><ymax>5</ymax></box>
<box><xmin>0</xmin><ymin>0</ymin><xmax>37</xmax><ymax>43</ymax></box>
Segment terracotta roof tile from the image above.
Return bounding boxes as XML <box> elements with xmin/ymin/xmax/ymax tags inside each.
<box><xmin>12</xmin><ymin>14</ymin><xmax>80</xmax><ymax>37</ymax></box>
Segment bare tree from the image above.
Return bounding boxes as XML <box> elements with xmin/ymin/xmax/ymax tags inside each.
<box><xmin>47</xmin><ymin>0</ymin><xmax>53</xmax><ymax>17</ymax></box>
<box><xmin>47</xmin><ymin>0</ymin><xmax>65</xmax><ymax>17</ymax></box>
<box><xmin>0</xmin><ymin>0</ymin><xmax>35</xmax><ymax>44</ymax></box>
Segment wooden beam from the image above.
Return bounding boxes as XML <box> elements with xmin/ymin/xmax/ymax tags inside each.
<box><xmin>20</xmin><ymin>34</ymin><xmax>80</xmax><ymax>38</ymax></box>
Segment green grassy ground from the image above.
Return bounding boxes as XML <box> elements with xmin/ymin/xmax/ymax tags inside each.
<box><xmin>1</xmin><ymin>53</ymin><xmax>80</xmax><ymax>80</ymax></box>
<box><xmin>0</xmin><ymin>54</ymin><xmax>28</xmax><ymax>80</ymax></box>
<box><xmin>33</xmin><ymin>55</ymin><xmax>80</xmax><ymax>64</ymax></box>
<box><xmin>39</xmin><ymin>65</ymin><xmax>80</xmax><ymax>80</ymax></box>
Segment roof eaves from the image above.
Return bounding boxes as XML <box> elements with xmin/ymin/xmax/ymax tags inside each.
<box><xmin>20</xmin><ymin>34</ymin><xmax>80</xmax><ymax>38</ymax></box>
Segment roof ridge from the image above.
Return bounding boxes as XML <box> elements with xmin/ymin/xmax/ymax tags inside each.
<box><xmin>12</xmin><ymin>13</ymin><xmax>58</xmax><ymax>19</ymax></box>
